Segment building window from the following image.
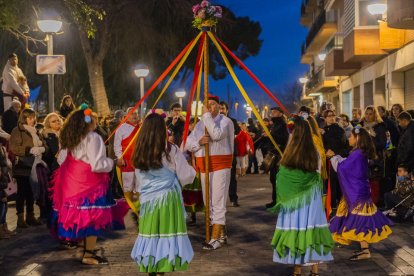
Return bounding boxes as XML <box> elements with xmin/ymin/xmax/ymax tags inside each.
<box><xmin>358</xmin><ymin>0</ymin><xmax>379</xmax><ymax>26</ymax></box>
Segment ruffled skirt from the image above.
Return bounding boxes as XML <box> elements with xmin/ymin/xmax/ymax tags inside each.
<box><xmin>329</xmin><ymin>198</ymin><xmax>392</xmax><ymax>245</ymax></box>
<box><xmin>271</xmin><ymin>188</ymin><xmax>334</xmax><ymax>265</ymax></box>
<box><xmin>182</xmin><ymin>174</ymin><xmax>204</xmax><ymax>213</ymax></box>
<box><xmin>131</xmin><ymin>186</ymin><xmax>193</xmax><ymax>272</ymax></box>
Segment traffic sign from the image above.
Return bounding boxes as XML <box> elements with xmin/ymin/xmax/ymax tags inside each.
<box><xmin>36</xmin><ymin>55</ymin><xmax>66</xmax><ymax>75</ymax></box>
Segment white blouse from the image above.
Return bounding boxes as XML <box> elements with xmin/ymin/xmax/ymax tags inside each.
<box><xmin>142</xmin><ymin>145</ymin><xmax>196</xmax><ymax>187</ymax></box>
<box><xmin>57</xmin><ymin>131</ymin><xmax>114</xmax><ymax>173</ymax></box>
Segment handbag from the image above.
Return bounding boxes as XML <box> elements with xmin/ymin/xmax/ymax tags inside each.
<box><xmin>5</xmin><ymin>172</ymin><xmax>17</xmax><ymax>196</ymax></box>
<box><xmin>15</xmin><ymin>155</ymin><xmax>35</xmax><ymax>170</ymax></box>
<box><xmin>260</xmin><ymin>152</ymin><xmax>276</xmax><ymax>173</ymax></box>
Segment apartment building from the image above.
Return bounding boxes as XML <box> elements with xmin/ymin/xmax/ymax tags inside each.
<box><xmin>300</xmin><ymin>0</ymin><xmax>414</xmax><ymax>116</ymax></box>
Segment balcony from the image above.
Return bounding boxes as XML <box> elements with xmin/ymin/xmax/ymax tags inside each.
<box><xmin>343</xmin><ymin>28</ymin><xmax>387</xmax><ymax>63</ymax></box>
<box><xmin>306</xmin><ymin>68</ymin><xmax>337</xmax><ymax>96</ymax></box>
<box><xmin>301</xmin><ymin>42</ymin><xmax>313</xmax><ymax>64</ymax></box>
<box><xmin>325</xmin><ymin>49</ymin><xmax>360</xmax><ymax>76</ymax></box>
<box><xmin>388</xmin><ymin>0</ymin><xmax>414</xmax><ymax>30</ymax></box>
<box><xmin>302</xmin><ymin>10</ymin><xmax>338</xmax><ymax>56</ymax></box>
<box><xmin>379</xmin><ymin>21</ymin><xmax>414</xmax><ymax>50</ymax></box>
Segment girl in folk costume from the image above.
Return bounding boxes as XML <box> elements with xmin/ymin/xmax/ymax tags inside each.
<box><xmin>270</xmin><ymin>116</ymin><xmax>334</xmax><ymax>276</ymax></box>
<box><xmin>131</xmin><ymin>113</ymin><xmax>195</xmax><ymax>275</ymax></box>
<box><xmin>52</xmin><ymin>106</ymin><xmax>128</xmax><ymax>265</ymax></box>
<box><xmin>328</xmin><ymin>126</ymin><xmax>392</xmax><ymax>261</ymax></box>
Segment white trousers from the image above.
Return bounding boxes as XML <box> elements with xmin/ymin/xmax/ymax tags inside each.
<box><xmin>200</xmin><ymin>168</ymin><xmax>231</xmax><ymax>225</ymax></box>
<box><xmin>236</xmin><ymin>155</ymin><xmax>247</xmax><ymax>169</ymax></box>
<box><xmin>121</xmin><ymin>171</ymin><xmax>139</xmax><ymax>192</ymax></box>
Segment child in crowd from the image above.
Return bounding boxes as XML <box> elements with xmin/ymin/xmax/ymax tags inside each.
<box><xmin>271</xmin><ymin>116</ymin><xmax>334</xmax><ymax>276</ymax></box>
<box><xmin>130</xmin><ymin>112</ymin><xmax>195</xmax><ymax>276</ymax></box>
<box><xmin>328</xmin><ymin>126</ymin><xmax>393</xmax><ymax>261</ymax></box>
<box><xmin>52</xmin><ymin>106</ymin><xmax>128</xmax><ymax>265</ymax></box>
<box><xmin>384</xmin><ymin>164</ymin><xmax>414</xmax><ymax>219</ymax></box>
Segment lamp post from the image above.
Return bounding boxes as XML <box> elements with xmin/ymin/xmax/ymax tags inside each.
<box><xmin>134</xmin><ymin>65</ymin><xmax>149</xmax><ymax>118</ymax></box>
<box><xmin>37</xmin><ymin>19</ymin><xmax>62</xmax><ymax>112</ymax></box>
<box><xmin>175</xmin><ymin>89</ymin><xmax>186</xmax><ymax>107</ymax></box>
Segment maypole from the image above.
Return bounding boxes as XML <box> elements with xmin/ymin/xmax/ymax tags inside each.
<box><xmin>202</xmin><ymin>26</ymin><xmax>211</xmax><ymax>243</ymax></box>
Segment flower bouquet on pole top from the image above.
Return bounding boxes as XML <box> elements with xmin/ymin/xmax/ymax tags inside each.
<box><xmin>192</xmin><ymin>0</ymin><xmax>222</xmax><ymax>30</ymax></box>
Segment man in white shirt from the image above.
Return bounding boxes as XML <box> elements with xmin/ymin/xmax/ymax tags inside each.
<box><xmin>184</xmin><ymin>94</ymin><xmax>234</xmax><ymax>250</ymax></box>
<box><xmin>2</xmin><ymin>54</ymin><xmax>27</xmax><ymax>111</ymax></box>
<box><xmin>114</xmin><ymin>108</ymin><xmax>140</xmax><ymax>196</ymax></box>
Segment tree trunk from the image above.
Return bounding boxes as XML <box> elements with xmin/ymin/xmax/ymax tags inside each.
<box><xmin>86</xmin><ymin>60</ymin><xmax>111</xmax><ymax>115</ymax></box>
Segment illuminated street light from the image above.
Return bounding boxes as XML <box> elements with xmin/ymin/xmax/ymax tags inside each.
<box><xmin>318</xmin><ymin>52</ymin><xmax>327</xmax><ymax>61</ymax></box>
<box><xmin>299</xmin><ymin>77</ymin><xmax>309</xmax><ymax>84</ymax></box>
<box><xmin>175</xmin><ymin>89</ymin><xmax>186</xmax><ymax>106</ymax></box>
<box><xmin>367</xmin><ymin>1</ymin><xmax>387</xmax><ymax>16</ymax></box>
<box><xmin>134</xmin><ymin>64</ymin><xmax>150</xmax><ymax>118</ymax></box>
<box><xmin>37</xmin><ymin>17</ymin><xmax>62</xmax><ymax>112</ymax></box>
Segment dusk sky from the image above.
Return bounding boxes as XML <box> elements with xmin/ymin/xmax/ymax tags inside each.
<box><xmin>209</xmin><ymin>0</ymin><xmax>308</xmax><ymax>109</ymax></box>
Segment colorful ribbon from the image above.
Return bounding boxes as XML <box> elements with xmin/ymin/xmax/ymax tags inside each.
<box><xmin>214</xmin><ymin>34</ymin><xmax>289</xmax><ymax>114</ymax></box>
<box><xmin>208</xmin><ymin>31</ymin><xmax>283</xmax><ymax>157</ymax></box>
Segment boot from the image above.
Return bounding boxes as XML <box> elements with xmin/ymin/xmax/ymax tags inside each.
<box><xmin>219</xmin><ymin>225</ymin><xmax>227</xmax><ymax>244</ymax></box>
<box><xmin>3</xmin><ymin>223</ymin><xmax>16</xmax><ymax>236</ymax></box>
<box><xmin>0</xmin><ymin>225</ymin><xmax>11</xmax><ymax>239</ymax></box>
<box><xmin>26</xmin><ymin>212</ymin><xmax>42</xmax><ymax>226</ymax></box>
<box><xmin>17</xmin><ymin>213</ymin><xmax>29</xmax><ymax>228</ymax></box>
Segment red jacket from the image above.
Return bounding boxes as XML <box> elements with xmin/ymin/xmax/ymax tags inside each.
<box><xmin>235</xmin><ymin>130</ymin><xmax>254</xmax><ymax>157</ymax></box>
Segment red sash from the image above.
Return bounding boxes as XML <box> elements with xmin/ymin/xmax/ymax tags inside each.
<box><xmin>195</xmin><ymin>154</ymin><xmax>233</xmax><ymax>173</ymax></box>
<box><xmin>120</xmin><ymin>124</ymin><xmax>139</xmax><ymax>172</ymax></box>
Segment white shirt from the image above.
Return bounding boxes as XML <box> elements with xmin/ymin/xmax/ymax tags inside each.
<box><xmin>57</xmin><ymin>131</ymin><xmax>114</xmax><ymax>173</ymax></box>
<box><xmin>114</xmin><ymin>122</ymin><xmax>136</xmax><ymax>159</ymax></box>
<box><xmin>162</xmin><ymin>145</ymin><xmax>196</xmax><ymax>186</ymax></box>
<box><xmin>184</xmin><ymin>112</ymin><xmax>234</xmax><ymax>157</ymax></box>
<box><xmin>2</xmin><ymin>61</ymin><xmax>25</xmax><ymax>95</ymax></box>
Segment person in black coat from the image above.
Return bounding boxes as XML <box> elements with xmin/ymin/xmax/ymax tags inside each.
<box><xmin>360</xmin><ymin>106</ymin><xmax>388</xmax><ymax>205</ymax></box>
<box><xmin>166</xmin><ymin>103</ymin><xmax>185</xmax><ymax>146</ymax></box>
<box><xmin>59</xmin><ymin>95</ymin><xmax>75</xmax><ymax>119</ymax></box>
<box><xmin>265</xmin><ymin>107</ymin><xmax>289</xmax><ymax>208</ymax></box>
<box><xmin>323</xmin><ymin>109</ymin><xmax>349</xmax><ymax>213</ymax></box>
<box><xmin>1</xmin><ymin>98</ymin><xmax>21</xmax><ymax>134</ymax></box>
<box><xmin>397</xmin><ymin>112</ymin><xmax>414</xmax><ymax>172</ymax></box>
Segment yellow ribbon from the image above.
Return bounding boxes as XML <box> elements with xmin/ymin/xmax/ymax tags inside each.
<box><xmin>208</xmin><ymin>31</ymin><xmax>283</xmax><ymax>157</ymax></box>
<box><xmin>116</xmin><ymin>166</ymin><xmax>139</xmax><ymax>215</ymax></box>
<box><xmin>151</xmin><ymin>32</ymin><xmax>203</xmax><ymax>109</ymax></box>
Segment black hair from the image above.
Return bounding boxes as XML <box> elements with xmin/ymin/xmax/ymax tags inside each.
<box><xmin>219</xmin><ymin>101</ymin><xmax>229</xmax><ymax>111</ymax></box>
<box><xmin>298</xmin><ymin>105</ymin><xmax>311</xmax><ymax>114</ymax></box>
<box><xmin>170</xmin><ymin>102</ymin><xmax>181</xmax><ymax>111</ymax></box>
<box><xmin>398</xmin><ymin>163</ymin><xmax>411</xmax><ymax>173</ymax></box>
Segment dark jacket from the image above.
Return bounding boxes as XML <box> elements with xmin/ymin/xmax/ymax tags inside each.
<box><xmin>1</xmin><ymin>108</ymin><xmax>18</xmax><ymax>134</ymax></box>
<box><xmin>397</xmin><ymin>120</ymin><xmax>414</xmax><ymax>171</ymax></box>
<box><xmin>262</xmin><ymin>117</ymin><xmax>289</xmax><ymax>157</ymax></box>
<box><xmin>382</xmin><ymin>116</ymin><xmax>400</xmax><ymax>147</ymax></box>
<box><xmin>59</xmin><ymin>105</ymin><xmax>74</xmax><ymax>119</ymax></box>
<box><xmin>166</xmin><ymin>117</ymin><xmax>185</xmax><ymax>146</ymax></box>
<box><xmin>42</xmin><ymin>131</ymin><xmax>60</xmax><ymax>172</ymax></box>
<box><xmin>323</xmin><ymin>123</ymin><xmax>349</xmax><ymax>157</ymax></box>
<box><xmin>0</xmin><ymin>145</ymin><xmax>10</xmax><ymax>198</ymax></box>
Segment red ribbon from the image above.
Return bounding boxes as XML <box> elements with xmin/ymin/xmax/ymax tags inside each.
<box><xmin>105</xmin><ymin>37</ymin><xmax>197</xmax><ymax>144</ymax></box>
<box><xmin>182</xmin><ymin>33</ymin><xmax>206</xmax><ymax>146</ymax></box>
<box><xmin>214</xmin><ymin>34</ymin><xmax>289</xmax><ymax>114</ymax></box>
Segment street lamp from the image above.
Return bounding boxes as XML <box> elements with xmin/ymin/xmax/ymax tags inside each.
<box><xmin>318</xmin><ymin>52</ymin><xmax>327</xmax><ymax>61</ymax></box>
<box><xmin>134</xmin><ymin>65</ymin><xmax>149</xmax><ymax>118</ymax></box>
<box><xmin>367</xmin><ymin>1</ymin><xmax>387</xmax><ymax>16</ymax></box>
<box><xmin>299</xmin><ymin>77</ymin><xmax>309</xmax><ymax>84</ymax></box>
<box><xmin>37</xmin><ymin>18</ymin><xmax>62</xmax><ymax>112</ymax></box>
<box><xmin>175</xmin><ymin>89</ymin><xmax>186</xmax><ymax>107</ymax></box>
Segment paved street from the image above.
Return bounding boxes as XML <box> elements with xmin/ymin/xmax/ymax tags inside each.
<box><xmin>1</xmin><ymin>174</ymin><xmax>414</xmax><ymax>275</ymax></box>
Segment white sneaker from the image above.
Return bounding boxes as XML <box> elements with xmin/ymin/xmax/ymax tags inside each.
<box><xmin>202</xmin><ymin>239</ymin><xmax>222</xmax><ymax>250</ymax></box>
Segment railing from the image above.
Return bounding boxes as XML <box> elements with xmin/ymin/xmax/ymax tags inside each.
<box><xmin>325</xmin><ymin>35</ymin><xmax>343</xmax><ymax>53</ymax></box>
<box><xmin>305</xmin><ymin>10</ymin><xmax>337</xmax><ymax>49</ymax></box>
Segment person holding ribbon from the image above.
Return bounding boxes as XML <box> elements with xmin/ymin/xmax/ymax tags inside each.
<box><xmin>184</xmin><ymin>94</ymin><xmax>234</xmax><ymax>250</ymax></box>
<box><xmin>52</xmin><ymin>105</ymin><xmax>128</xmax><ymax>265</ymax></box>
<box><xmin>130</xmin><ymin>112</ymin><xmax>195</xmax><ymax>275</ymax></box>
<box><xmin>114</xmin><ymin>107</ymin><xmax>140</xmax><ymax>203</ymax></box>
<box><xmin>328</xmin><ymin>126</ymin><xmax>393</xmax><ymax>261</ymax></box>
